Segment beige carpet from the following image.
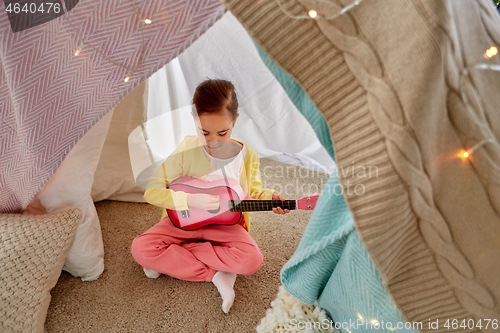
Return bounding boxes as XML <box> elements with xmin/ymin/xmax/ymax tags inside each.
<box><xmin>45</xmin><ymin>158</ymin><xmax>330</xmax><ymax>332</ymax></box>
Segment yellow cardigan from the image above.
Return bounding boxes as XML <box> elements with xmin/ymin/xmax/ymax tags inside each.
<box><xmin>143</xmin><ymin>135</ymin><xmax>275</xmax><ymax>231</ymax></box>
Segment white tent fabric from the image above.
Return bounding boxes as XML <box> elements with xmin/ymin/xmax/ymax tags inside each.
<box><xmin>37</xmin><ymin>111</ymin><xmax>114</xmax><ymax>281</ymax></box>
<box><xmin>142</xmin><ymin>12</ymin><xmax>335</xmax><ymax>175</ymax></box>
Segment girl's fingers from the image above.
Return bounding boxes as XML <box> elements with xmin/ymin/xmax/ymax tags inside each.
<box><xmin>207</xmin><ymin>195</ymin><xmax>219</xmax><ymax>203</ymax></box>
<box><xmin>273</xmin><ymin>207</ymin><xmax>285</xmax><ymax>214</ymax></box>
<box><xmin>272</xmin><ymin>206</ymin><xmax>292</xmax><ymax>214</ymax></box>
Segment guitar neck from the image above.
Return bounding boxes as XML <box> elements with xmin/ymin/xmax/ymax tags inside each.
<box><xmin>230</xmin><ymin>200</ymin><xmax>296</xmax><ymax>212</ymax></box>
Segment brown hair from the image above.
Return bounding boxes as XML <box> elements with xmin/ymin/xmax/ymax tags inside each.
<box><xmin>192</xmin><ymin>79</ymin><xmax>238</xmax><ymax>120</ymax></box>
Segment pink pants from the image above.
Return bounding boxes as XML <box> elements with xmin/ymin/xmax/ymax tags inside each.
<box><xmin>131</xmin><ymin>217</ymin><xmax>263</xmax><ymax>282</ymax></box>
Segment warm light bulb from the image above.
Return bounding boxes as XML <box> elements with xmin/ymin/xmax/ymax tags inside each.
<box><xmin>308</xmin><ymin>10</ymin><xmax>318</xmax><ymax>18</ymax></box>
<box><xmin>124</xmin><ymin>76</ymin><xmax>130</xmax><ymax>82</ymax></box>
<box><xmin>74</xmin><ymin>43</ymin><xmax>83</xmax><ymax>56</ymax></box>
<box><xmin>458</xmin><ymin>149</ymin><xmax>469</xmax><ymax>159</ymax></box>
<box><xmin>485</xmin><ymin>46</ymin><xmax>498</xmax><ymax>58</ymax></box>
<box><xmin>144</xmin><ymin>19</ymin><xmax>152</xmax><ymax>24</ymax></box>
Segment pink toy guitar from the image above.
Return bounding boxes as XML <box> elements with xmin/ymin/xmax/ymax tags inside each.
<box><xmin>167</xmin><ymin>176</ymin><xmax>319</xmax><ymax>231</ymax></box>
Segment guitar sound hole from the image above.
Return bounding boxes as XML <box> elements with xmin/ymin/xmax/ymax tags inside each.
<box><xmin>207</xmin><ymin>207</ymin><xmax>221</xmax><ymax>214</ymax></box>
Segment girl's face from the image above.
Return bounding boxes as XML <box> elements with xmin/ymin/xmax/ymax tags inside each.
<box><xmin>193</xmin><ymin>109</ymin><xmax>239</xmax><ymax>154</ymax></box>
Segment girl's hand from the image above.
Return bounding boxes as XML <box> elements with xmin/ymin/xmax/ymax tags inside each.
<box><xmin>272</xmin><ymin>192</ymin><xmax>290</xmax><ymax>215</ymax></box>
<box><xmin>187</xmin><ymin>193</ymin><xmax>220</xmax><ymax>210</ymax></box>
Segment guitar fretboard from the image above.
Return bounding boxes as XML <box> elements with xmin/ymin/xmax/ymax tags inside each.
<box><xmin>229</xmin><ymin>200</ymin><xmax>296</xmax><ymax>212</ymax></box>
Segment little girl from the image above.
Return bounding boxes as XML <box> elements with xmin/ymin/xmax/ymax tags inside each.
<box><xmin>131</xmin><ymin>79</ymin><xmax>289</xmax><ymax>313</ymax></box>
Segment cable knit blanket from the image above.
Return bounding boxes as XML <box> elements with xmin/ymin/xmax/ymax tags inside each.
<box><xmin>0</xmin><ymin>0</ymin><xmax>226</xmax><ymax>213</ymax></box>
<box><xmin>222</xmin><ymin>0</ymin><xmax>500</xmax><ymax>331</ymax></box>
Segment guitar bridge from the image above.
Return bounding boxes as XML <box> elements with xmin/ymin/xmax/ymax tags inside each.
<box><xmin>181</xmin><ymin>210</ymin><xmax>190</xmax><ymax>218</ymax></box>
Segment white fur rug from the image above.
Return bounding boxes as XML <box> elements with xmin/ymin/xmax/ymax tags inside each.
<box><xmin>256</xmin><ymin>286</ymin><xmax>340</xmax><ymax>333</ymax></box>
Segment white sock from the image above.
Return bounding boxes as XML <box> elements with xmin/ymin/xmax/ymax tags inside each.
<box><xmin>211</xmin><ymin>271</ymin><xmax>237</xmax><ymax>313</ymax></box>
<box><xmin>143</xmin><ymin>267</ymin><xmax>161</xmax><ymax>279</ymax></box>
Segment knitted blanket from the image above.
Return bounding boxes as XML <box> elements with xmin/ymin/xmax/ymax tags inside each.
<box><xmin>0</xmin><ymin>0</ymin><xmax>226</xmax><ymax>213</ymax></box>
<box><xmin>222</xmin><ymin>0</ymin><xmax>500</xmax><ymax>331</ymax></box>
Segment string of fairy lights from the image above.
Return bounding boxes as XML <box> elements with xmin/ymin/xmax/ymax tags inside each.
<box><xmin>458</xmin><ymin>52</ymin><xmax>499</xmax><ymax>160</ymax></box>
<box><xmin>275</xmin><ymin>0</ymin><xmax>499</xmax><ymax>163</ymax></box>
<box><xmin>276</xmin><ymin>0</ymin><xmax>363</xmax><ymax>20</ymax></box>
<box><xmin>65</xmin><ymin>0</ymin><xmax>498</xmax><ymax>162</ymax></box>
<box><xmin>64</xmin><ymin>0</ymin><xmax>151</xmax><ymax>82</ymax></box>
